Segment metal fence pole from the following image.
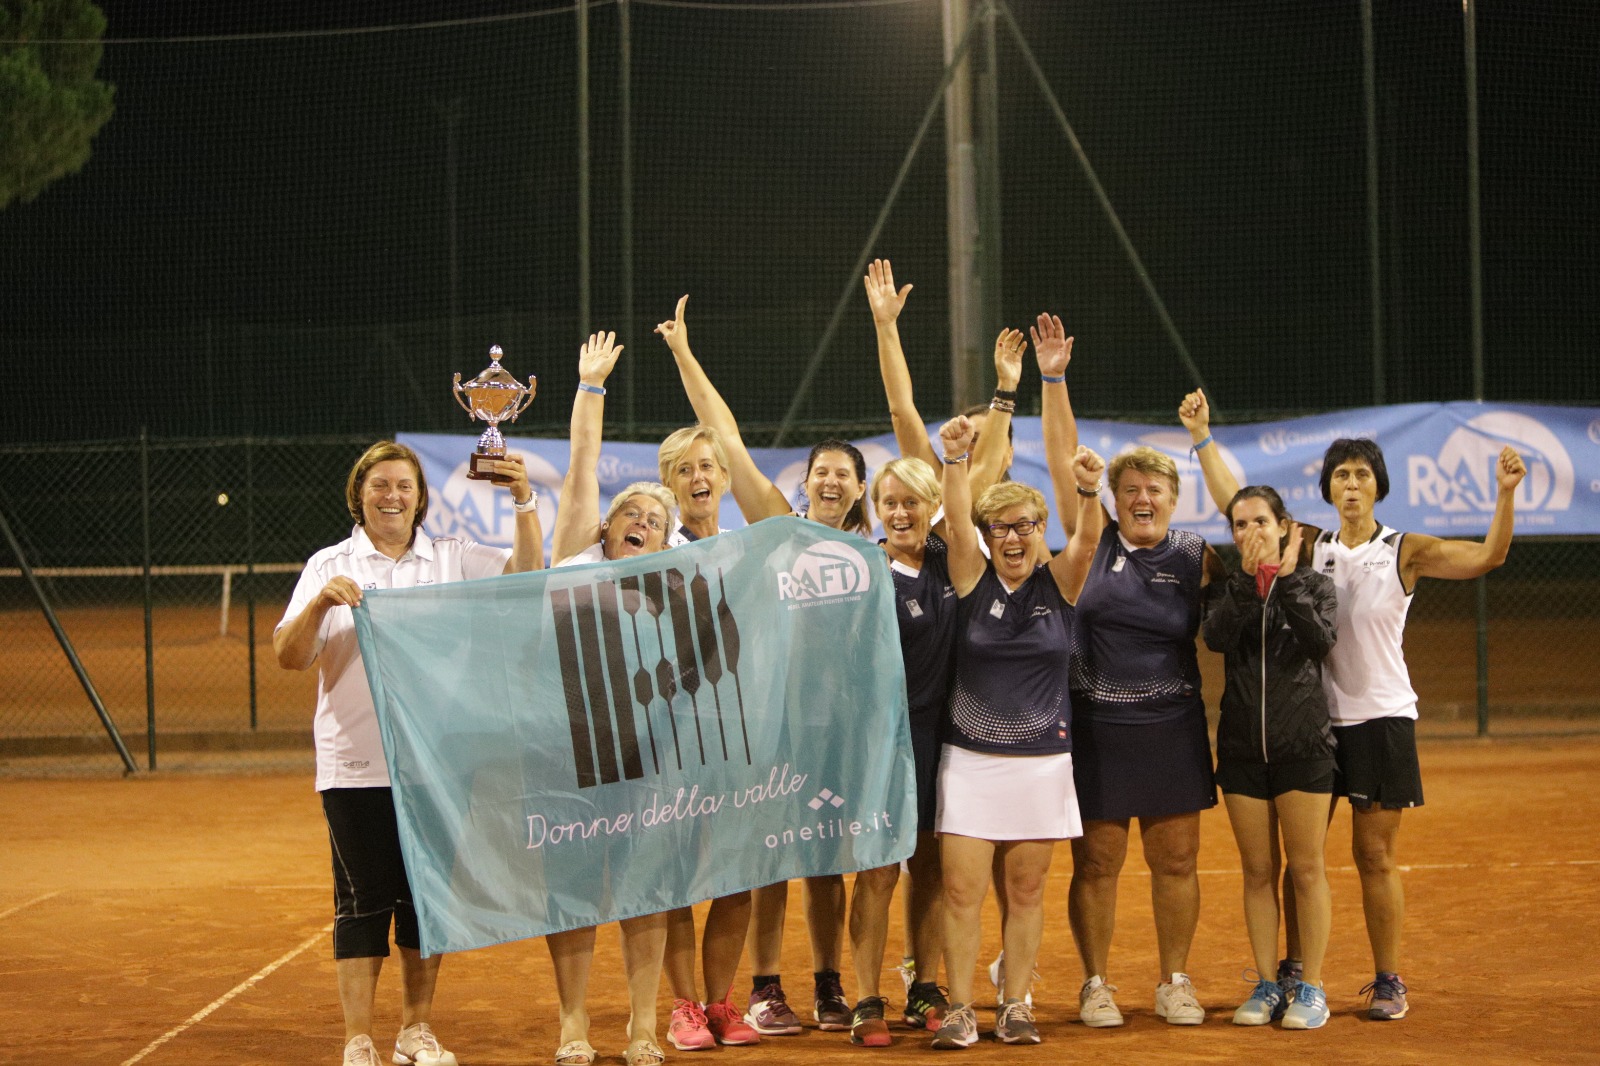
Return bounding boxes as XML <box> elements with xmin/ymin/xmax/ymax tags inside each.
<box><xmin>1361</xmin><ymin>0</ymin><xmax>1385</xmax><ymax>405</ymax></box>
<box><xmin>246</xmin><ymin>438</ymin><xmax>259</xmax><ymax>731</ymax></box>
<box><xmin>141</xmin><ymin>429</ymin><xmax>156</xmax><ymax>770</ymax></box>
<box><xmin>577</xmin><ymin>0</ymin><xmax>592</xmax><ymax>339</ymax></box>
<box><xmin>619</xmin><ymin>0</ymin><xmax>636</xmax><ymax>436</ymax></box>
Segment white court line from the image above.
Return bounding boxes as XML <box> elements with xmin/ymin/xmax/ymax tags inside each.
<box><xmin>0</xmin><ymin>891</ymin><xmax>60</xmax><ymax>920</ymax></box>
<box><xmin>121</xmin><ymin>923</ymin><xmax>331</xmax><ymax>1066</ymax></box>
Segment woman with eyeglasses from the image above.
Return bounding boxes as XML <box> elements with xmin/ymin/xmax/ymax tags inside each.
<box><xmin>543</xmin><ymin>330</ymin><xmax>677</xmax><ymax>1066</ymax></box>
<box><xmin>926</xmin><ymin>314</ymin><xmax>1107</xmax><ymax>1051</ymax></box>
<box><xmin>655</xmin><ymin>295</ymin><xmax>872</xmax><ymax>1040</ymax></box>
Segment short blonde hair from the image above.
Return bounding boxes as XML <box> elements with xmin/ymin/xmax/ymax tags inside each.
<box><xmin>657</xmin><ymin>425</ymin><xmax>730</xmax><ymax>486</ymax></box>
<box><xmin>972</xmin><ymin>480</ymin><xmax>1048</xmax><ymax>530</ymax></box>
<box><xmin>1108</xmin><ymin>445</ymin><xmax>1180</xmax><ymax>501</ymax></box>
<box><xmin>345</xmin><ymin>441</ymin><xmax>427</xmax><ymax>529</ymax></box>
<box><xmin>603</xmin><ymin>481</ymin><xmax>677</xmax><ymax>530</ymax></box>
<box><xmin>870</xmin><ymin>457</ymin><xmax>942</xmax><ymax>510</ymax></box>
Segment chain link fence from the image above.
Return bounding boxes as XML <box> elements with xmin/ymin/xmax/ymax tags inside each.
<box><xmin>3</xmin><ymin>435</ymin><xmax>1596</xmax><ymax>776</ymax></box>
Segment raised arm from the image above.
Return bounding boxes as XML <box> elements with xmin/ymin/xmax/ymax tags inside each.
<box><xmin>938</xmin><ymin>416</ymin><xmax>986</xmax><ymax>597</ymax></box>
<box><xmin>969</xmin><ymin>327</ymin><xmax>1026</xmax><ymax>499</ymax></box>
<box><xmin>656</xmin><ymin>295</ymin><xmax>789</xmax><ymax>522</ymax></box>
<box><xmin>1048</xmin><ymin>445</ymin><xmax>1106</xmax><ymax>602</ymax></box>
<box><xmin>552</xmin><ymin>332</ymin><xmax>623</xmax><ymax>563</ymax></box>
<box><xmin>484</xmin><ymin>453</ymin><xmax>544</xmax><ymax>574</ymax></box>
<box><xmin>1402</xmin><ymin>446</ymin><xmax>1525</xmax><ymax>584</ymax></box>
<box><xmin>1031</xmin><ymin>313</ymin><xmax>1080</xmax><ymax>538</ymax></box>
<box><xmin>1179</xmin><ymin>388</ymin><xmax>1239</xmax><ymax>515</ymax></box>
<box><xmin>865</xmin><ymin>259</ymin><xmax>937</xmax><ymax>467</ymax></box>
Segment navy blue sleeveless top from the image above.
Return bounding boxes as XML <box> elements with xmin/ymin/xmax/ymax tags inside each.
<box><xmin>888</xmin><ymin>533</ymin><xmax>959</xmax><ymax>719</ymax></box>
<box><xmin>945</xmin><ymin>563</ymin><xmax>1074</xmax><ymax>756</ymax></box>
<box><xmin>1070</xmin><ymin>522</ymin><xmax>1206</xmax><ymax>725</ymax></box>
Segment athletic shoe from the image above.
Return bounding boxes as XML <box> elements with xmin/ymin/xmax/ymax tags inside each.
<box><xmin>667</xmin><ymin>998</ymin><xmax>716</xmax><ymax>1051</ymax></box>
<box><xmin>707</xmin><ymin>997</ymin><xmax>762</xmax><ymax>1044</ymax></box>
<box><xmin>849</xmin><ymin>996</ymin><xmax>893</xmax><ymax>1047</ymax></box>
<box><xmin>896</xmin><ymin>956</ymin><xmax>917</xmax><ymax>997</ymax></box>
<box><xmin>1276</xmin><ymin>957</ymin><xmax>1304</xmax><ymax>1004</ymax></box>
<box><xmin>904</xmin><ymin>981</ymin><xmax>950</xmax><ymax>1031</ymax></box>
<box><xmin>1361</xmin><ymin>972</ymin><xmax>1409</xmax><ymax>1021</ymax></box>
<box><xmin>392</xmin><ymin>1023</ymin><xmax>458</xmax><ymax>1066</ymax></box>
<box><xmin>744</xmin><ymin>982</ymin><xmax>801</xmax><ymax>1036</ymax></box>
<box><xmin>343</xmin><ymin>1035</ymin><xmax>380</xmax><ymax>1066</ymax></box>
<box><xmin>1281</xmin><ymin>980</ymin><xmax>1330</xmax><ymax>1030</ymax></box>
<box><xmin>1078</xmin><ymin>976</ymin><xmax>1123</xmax><ymax>1028</ymax></box>
<box><xmin>1155</xmin><ymin>973</ymin><xmax>1206</xmax><ymax>1025</ymax></box>
<box><xmin>814</xmin><ymin>970</ymin><xmax>852</xmax><ymax>1031</ymax></box>
<box><xmin>1231</xmin><ymin>976</ymin><xmax>1285</xmax><ymax>1026</ymax></box>
<box><xmin>930</xmin><ymin>1003</ymin><xmax>979</xmax><ymax>1050</ymax></box>
<box><xmin>994</xmin><ymin>998</ymin><xmax>1041</xmax><ymax>1045</ymax></box>
<box><xmin>987</xmin><ymin>951</ymin><xmax>1037</xmax><ymax>1008</ymax></box>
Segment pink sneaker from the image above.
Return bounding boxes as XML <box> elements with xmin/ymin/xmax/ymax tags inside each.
<box><xmin>668</xmin><ymin>998</ymin><xmax>716</xmax><ymax>1051</ymax></box>
<box><xmin>705</xmin><ymin>997</ymin><xmax>761</xmax><ymax>1045</ymax></box>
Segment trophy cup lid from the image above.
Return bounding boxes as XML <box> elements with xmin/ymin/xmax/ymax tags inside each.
<box><xmin>466</xmin><ymin>345</ymin><xmax>523</xmax><ymax>389</ymax></box>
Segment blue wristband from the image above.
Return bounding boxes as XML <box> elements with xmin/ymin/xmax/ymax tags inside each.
<box><xmin>1040</xmin><ymin>373</ymin><xmax>1065</xmax><ymax>384</ymax></box>
<box><xmin>1192</xmin><ymin>433</ymin><xmax>1213</xmax><ymax>451</ymax></box>
<box><xmin>577</xmin><ymin>382</ymin><xmax>607</xmax><ymax>395</ymax></box>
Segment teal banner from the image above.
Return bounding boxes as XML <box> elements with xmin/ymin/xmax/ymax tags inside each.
<box><xmin>352</xmin><ymin>518</ymin><xmax>916</xmax><ymax>956</ymax></box>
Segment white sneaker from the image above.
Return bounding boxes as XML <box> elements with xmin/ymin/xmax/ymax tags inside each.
<box><xmin>987</xmin><ymin>951</ymin><xmax>1037</xmax><ymax>1008</ymax></box>
<box><xmin>1155</xmin><ymin>973</ymin><xmax>1205</xmax><ymax>1025</ymax></box>
<box><xmin>342</xmin><ymin>1035</ymin><xmax>380</xmax><ymax>1066</ymax></box>
<box><xmin>1078</xmin><ymin>975</ymin><xmax>1124</xmax><ymax>1028</ymax></box>
<box><xmin>393</xmin><ymin>1022</ymin><xmax>459</xmax><ymax>1066</ymax></box>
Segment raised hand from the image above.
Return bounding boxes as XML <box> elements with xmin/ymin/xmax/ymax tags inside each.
<box><xmin>488</xmin><ymin>452</ymin><xmax>533</xmax><ymax>504</ymax></box>
<box><xmin>940</xmin><ymin>415</ymin><xmax>976</xmax><ymax>459</ymax></box>
<box><xmin>1030</xmin><ymin>313</ymin><xmax>1074</xmax><ymax>379</ymax></box>
<box><xmin>578</xmin><ymin>330</ymin><xmax>623</xmax><ymax>385</ymax></box>
<box><xmin>654</xmin><ymin>295</ymin><xmax>691</xmax><ymax>358</ymax></box>
<box><xmin>1279</xmin><ymin>520</ymin><xmax>1302</xmax><ymax>576</ymax></box>
<box><xmin>993</xmin><ymin>328</ymin><xmax>1026</xmax><ymax>391</ymax></box>
<box><xmin>1179</xmin><ymin>388</ymin><xmax>1210</xmax><ymax>437</ymax></box>
<box><xmin>1497</xmin><ymin>446</ymin><xmax>1527</xmax><ymax>493</ymax></box>
<box><xmin>1072</xmin><ymin>444</ymin><xmax>1104</xmax><ymax>492</ymax></box>
<box><xmin>863</xmin><ymin>259</ymin><xmax>912</xmax><ymax>327</ymax></box>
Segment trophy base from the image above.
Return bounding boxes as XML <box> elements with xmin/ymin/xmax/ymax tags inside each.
<box><xmin>466</xmin><ymin>452</ymin><xmax>514</xmax><ymax>483</ymax></box>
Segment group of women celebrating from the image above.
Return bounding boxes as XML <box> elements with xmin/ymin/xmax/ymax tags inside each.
<box><xmin>279</xmin><ymin>258</ymin><xmax>1527</xmax><ymax>1066</ymax></box>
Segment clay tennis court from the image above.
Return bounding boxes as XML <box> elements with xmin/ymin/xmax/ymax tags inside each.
<box><xmin>4</xmin><ymin>729</ymin><xmax>1596</xmax><ymax>1065</ymax></box>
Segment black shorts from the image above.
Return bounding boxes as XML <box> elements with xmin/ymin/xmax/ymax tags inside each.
<box><xmin>1216</xmin><ymin>757</ymin><xmax>1338</xmax><ymax>801</ymax></box>
<box><xmin>322</xmin><ymin>787</ymin><xmax>420</xmax><ymax>958</ymax></box>
<box><xmin>1333</xmin><ymin>717</ymin><xmax>1424</xmax><ymax>810</ymax></box>
<box><xmin>909</xmin><ymin>705</ymin><xmax>940</xmax><ymax>834</ymax></box>
<box><xmin>1071</xmin><ymin>710</ymin><xmax>1217</xmax><ymax>822</ymax></box>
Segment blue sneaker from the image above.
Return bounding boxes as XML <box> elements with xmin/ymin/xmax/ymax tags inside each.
<box><xmin>1281</xmin><ymin>981</ymin><xmax>1330</xmax><ymax>1030</ymax></box>
<box><xmin>1231</xmin><ymin>976</ymin><xmax>1285</xmax><ymax>1026</ymax></box>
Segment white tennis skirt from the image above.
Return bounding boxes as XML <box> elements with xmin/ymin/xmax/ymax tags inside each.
<box><xmin>934</xmin><ymin>744</ymin><xmax>1083</xmax><ymax>841</ymax></box>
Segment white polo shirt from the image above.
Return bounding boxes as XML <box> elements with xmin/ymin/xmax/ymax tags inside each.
<box><xmin>277</xmin><ymin>524</ymin><xmax>510</xmax><ymax>790</ymax></box>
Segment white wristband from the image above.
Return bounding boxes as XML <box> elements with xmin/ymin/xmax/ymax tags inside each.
<box><xmin>514</xmin><ymin>490</ymin><xmax>539</xmax><ymax>513</ymax></box>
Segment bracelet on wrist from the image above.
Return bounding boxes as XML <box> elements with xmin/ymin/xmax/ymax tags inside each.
<box><xmin>1040</xmin><ymin>373</ymin><xmax>1066</xmax><ymax>384</ymax></box>
<box><xmin>514</xmin><ymin>490</ymin><xmax>540</xmax><ymax>513</ymax></box>
<box><xmin>1076</xmin><ymin>483</ymin><xmax>1102</xmax><ymax>497</ymax></box>
<box><xmin>992</xmin><ymin>387</ymin><xmax>1018</xmax><ymax>403</ymax></box>
<box><xmin>941</xmin><ymin>452</ymin><xmax>970</xmax><ymax>465</ymax></box>
<box><xmin>988</xmin><ymin>397</ymin><xmax>1016</xmax><ymax>414</ymax></box>
<box><xmin>578</xmin><ymin>381</ymin><xmax>607</xmax><ymax>395</ymax></box>
<box><xmin>1192</xmin><ymin>433</ymin><xmax>1213</xmax><ymax>451</ymax></box>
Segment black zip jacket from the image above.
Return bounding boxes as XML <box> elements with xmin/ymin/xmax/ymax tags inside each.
<box><xmin>1202</xmin><ymin>566</ymin><xmax>1338</xmax><ymax>764</ymax></box>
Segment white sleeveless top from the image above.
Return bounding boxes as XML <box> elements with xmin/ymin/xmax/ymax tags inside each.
<box><xmin>1312</xmin><ymin>525</ymin><xmax>1418</xmax><ymax>725</ymax></box>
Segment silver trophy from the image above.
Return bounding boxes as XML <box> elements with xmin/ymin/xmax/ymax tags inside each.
<box><xmin>453</xmin><ymin>345</ymin><xmax>536</xmax><ymax>482</ymax></box>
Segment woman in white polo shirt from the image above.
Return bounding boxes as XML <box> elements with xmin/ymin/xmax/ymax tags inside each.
<box><xmin>275</xmin><ymin>439</ymin><xmax>542</xmax><ymax>1066</ymax></box>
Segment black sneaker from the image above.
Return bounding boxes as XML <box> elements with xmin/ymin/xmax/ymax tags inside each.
<box><xmin>903</xmin><ymin>981</ymin><xmax>950</xmax><ymax>1031</ymax></box>
<box><xmin>849</xmin><ymin>996</ymin><xmax>892</xmax><ymax>1047</ymax></box>
<box><xmin>815</xmin><ymin>969</ymin><xmax>851</xmax><ymax>1031</ymax></box>
<box><xmin>1361</xmin><ymin>972</ymin><xmax>1409</xmax><ymax>1020</ymax></box>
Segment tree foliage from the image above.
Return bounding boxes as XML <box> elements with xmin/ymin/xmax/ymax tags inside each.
<box><xmin>0</xmin><ymin>0</ymin><xmax>115</xmax><ymax>210</ymax></box>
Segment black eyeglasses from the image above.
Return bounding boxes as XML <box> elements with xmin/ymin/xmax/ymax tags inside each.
<box><xmin>985</xmin><ymin>519</ymin><xmax>1039</xmax><ymax>538</ymax></box>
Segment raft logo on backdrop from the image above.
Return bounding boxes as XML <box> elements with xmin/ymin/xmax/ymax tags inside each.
<box><xmin>777</xmin><ymin>541</ymin><xmax>871</xmax><ymax>605</ymax></box>
<box><xmin>1408</xmin><ymin>412</ymin><xmax>1573</xmax><ymax>516</ymax></box>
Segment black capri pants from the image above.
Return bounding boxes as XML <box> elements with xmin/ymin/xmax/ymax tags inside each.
<box><xmin>322</xmin><ymin>787</ymin><xmax>420</xmax><ymax>959</ymax></box>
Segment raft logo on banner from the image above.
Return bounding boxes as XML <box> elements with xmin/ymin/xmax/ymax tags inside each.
<box><xmin>352</xmin><ymin>518</ymin><xmax>915</xmax><ymax>956</ymax></box>
<box><xmin>776</xmin><ymin>540</ymin><xmax>871</xmax><ymax>606</ymax></box>
<box><xmin>1409</xmin><ymin>411</ymin><xmax>1574</xmax><ymax>527</ymax></box>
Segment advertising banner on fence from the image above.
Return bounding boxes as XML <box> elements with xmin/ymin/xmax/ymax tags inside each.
<box><xmin>351</xmin><ymin>518</ymin><xmax>915</xmax><ymax>956</ymax></box>
<box><xmin>403</xmin><ymin>401</ymin><xmax>1599</xmax><ymax>548</ymax></box>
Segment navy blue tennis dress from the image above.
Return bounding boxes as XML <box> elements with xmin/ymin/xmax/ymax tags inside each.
<box><xmin>888</xmin><ymin>532</ymin><xmax>959</xmax><ymax>832</ymax></box>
